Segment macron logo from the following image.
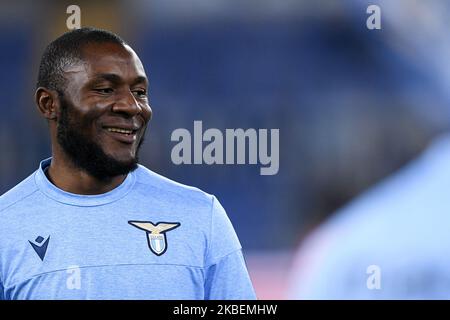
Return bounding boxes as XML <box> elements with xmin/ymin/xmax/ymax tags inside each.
<box><xmin>29</xmin><ymin>236</ymin><xmax>50</xmax><ymax>261</ymax></box>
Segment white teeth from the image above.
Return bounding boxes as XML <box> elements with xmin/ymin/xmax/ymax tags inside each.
<box><xmin>107</xmin><ymin>128</ymin><xmax>133</xmax><ymax>134</ymax></box>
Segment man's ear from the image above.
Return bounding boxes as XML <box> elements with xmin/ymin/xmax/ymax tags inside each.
<box><xmin>35</xmin><ymin>87</ymin><xmax>60</xmax><ymax>120</ymax></box>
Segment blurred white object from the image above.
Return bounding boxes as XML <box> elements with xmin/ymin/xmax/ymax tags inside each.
<box><xmin>288</xmin><ymin>134</ymin><xmax>450</xmax><ymax>299</ymax></box>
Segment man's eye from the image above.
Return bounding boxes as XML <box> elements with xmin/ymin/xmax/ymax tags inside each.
<box><xmin>94</xmin><ymin>88</ymin><xmax>113</xmax><ymax>94</ymax></box>
<box><xmin>133</xmin><ymin>90</ymin><xmax>147</xmax><ymax>98</ymax></box>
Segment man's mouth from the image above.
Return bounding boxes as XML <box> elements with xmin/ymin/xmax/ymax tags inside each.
<box><xmin>106</xmin><ymin>127</ymin><xmax>136</xmax><ymax>135</ymax></box>
<box><xmin>104</xmin><ymin>126</ymin><xmax>139</xmax><ymax>144</ymax></box>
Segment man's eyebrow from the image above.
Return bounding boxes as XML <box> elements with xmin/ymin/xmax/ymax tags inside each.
<box><xmin>132</xmin><ymin>76</ymin><xmax>148</xmax><ymax>86</ymax></box>
<box><xmin>91</xmin><ymin>73</ymin><xmax>122</xmax><ymax>84</ymax></box>
<box><xmin>90</xmin><ymin>73</ymin><xmax>148</xmax><ymax>86</ymax></box>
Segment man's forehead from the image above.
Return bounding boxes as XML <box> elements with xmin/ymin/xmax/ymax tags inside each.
<box><xmin>65</xmin><ymin>42</ymin><xmax>147</xmax><ymax>80</ymax></box>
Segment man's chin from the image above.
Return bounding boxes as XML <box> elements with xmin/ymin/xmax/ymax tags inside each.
<box><xmin>102</xmin><ymin>153</ymin><xmax>139</xmax><ymax>172</ymax></box>
<box><xmin>115</xmin><ymin>159</ymin><xmax>139</xmax><ymax>174</ymax></box>
<box><xmin>72</xmin><ymin>147</ymin><xmax>140</xmax><ymax>180</ymax></box>
<box><xmin>105</xmin><ymin>154</ymin><xmax>139</xmax><ymax>170</ymax></box>
<box><xmin>107</xmin><ymin>153</ymin><xmax>137</xmax><ymax>165</ymax></box>
<box><xmin>86</xmin><ymin>159</ymin><xmax>139</xmax><ymax>181</ymax></box>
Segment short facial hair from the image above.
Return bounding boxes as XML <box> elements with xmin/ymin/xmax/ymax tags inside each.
<box><xmin>56</xmin><ymin>96</ymin><xmax>145</xmax><ymax>181</ymax></box>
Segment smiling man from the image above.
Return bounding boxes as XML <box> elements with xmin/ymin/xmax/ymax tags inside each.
<box><xmin>0</xmin><ymin>28</ymin><xmax>256</xmax><ymax>300</ymax></box>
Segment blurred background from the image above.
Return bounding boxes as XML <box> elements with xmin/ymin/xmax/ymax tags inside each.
<box><xmin>1</xmin><ymin>0</ymin><xmax>450</xmax><ymax>299</ymax></box>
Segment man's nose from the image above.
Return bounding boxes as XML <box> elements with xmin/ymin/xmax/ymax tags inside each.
<box><xmin>111</xmin><ymin>90</ymin><xmax>142</xmax><ymax>117</ymax></box>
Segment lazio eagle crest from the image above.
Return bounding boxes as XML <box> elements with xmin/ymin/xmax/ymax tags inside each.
<box><xmin>128</xmin><ymin>221</ymin><xmax>180</xmax><ymax>256</ymax></box>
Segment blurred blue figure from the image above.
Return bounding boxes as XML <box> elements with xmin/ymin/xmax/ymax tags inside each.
<box><xmin>288</xmin><ymin>134</ymin><xmax>450</xmax><ymax>299</ymax></box>
<box><xmin>287</xmin><ymin>0</ymin><xmax>450</xmax><ymax>300</ymax></box>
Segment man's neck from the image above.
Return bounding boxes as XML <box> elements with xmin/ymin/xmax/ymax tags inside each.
<box><xmin>46</xmin><ymin>156</ymin><xmax>127</xmax><ymax>195</ymax></box>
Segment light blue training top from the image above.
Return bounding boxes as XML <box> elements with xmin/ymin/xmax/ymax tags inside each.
<box><xmin>0</xmin><ymin>158</ymin><xmax>256</xmax><ymax>300</ymax></box>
